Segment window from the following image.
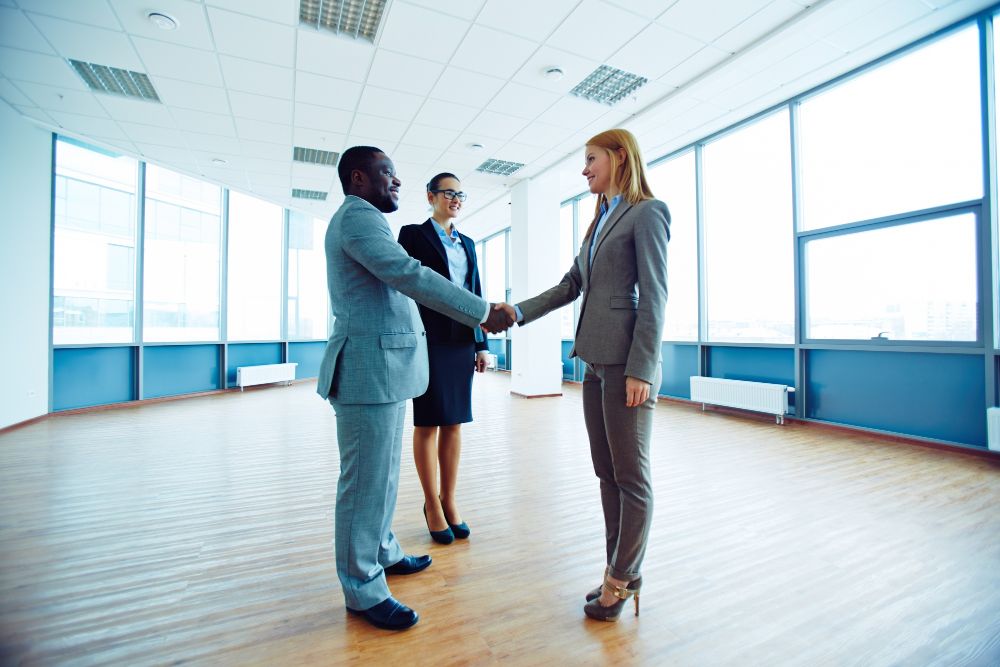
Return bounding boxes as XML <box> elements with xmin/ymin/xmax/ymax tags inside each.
<box><xmin>559</xmin><ymin>202</ymin><xmax>576</xmax><ymax>338</ymax></box>
<box><xmin>143</xmin><ymin>165</ymin><xmax>221</xmax><ymax>342</ymax></box>
<box><xmin>482</xmin><ymin>233</ymin><xmax>507</xmax><ymax>337</ymax></box>
<box><xmin>702</xmin><ymin>110</ymin><xmax>794</xmax><ymax>343</ymax></box>
<box><xmin>288</xmin><ymin>211</ymin><xmax>329</xmax><ymax>340</ymax></box>
<box><xmin>804</xmin><ymin>213</ymin><xmax>977</xmax><ymax>342</ymax></box>
<box><xmin>798</xmin><ymin>26</ymin><xmax>982</xmax><ymax>231</ymax></box>
<box><xmin>53</xmin><ymin>138</ymin><xmax>138</xmax><ymax>344</ymax></box>
<box><xmin>647</xmin><ymin>151</ymin><xmax>698</xmax><ymax>341</ymax></box>
<box><xmin>227</xmin><ymin>192</ymin><xmax>283</xmax><ymax>341</ymax></box>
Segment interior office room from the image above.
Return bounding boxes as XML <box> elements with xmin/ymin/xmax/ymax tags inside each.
<box><xmin>1</xmin><ymin>0</ymin><xmax>999</xmax><ymax>663</ymax></box>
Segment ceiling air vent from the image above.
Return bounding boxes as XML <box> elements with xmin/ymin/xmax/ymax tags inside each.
<box><xmin>475</xmin><ymin>158</ymin><xmax>524</xmax><ymax>177</ymax></box>
<box><xmin>68</xmin><ymin>59</ymin><xmax>160</xmax><ymax>102</ymax></box>
<box><xmin>299</xmin><ymin>0</ymin><xmax>389</xmax><ymax>42</ymax></box>
<box><xmin>292</xmin><ymin>188</ymin><xmax>328</xmax><ymax>200</ymax></box>
<box><xmin>293</xmin><ymin>146</ymin><xmax>340</xmax><ymax>166</ymax></box>
<box><xmin>570</xmin><ymin>65</ymin><xmax>647</xmax><ymax>106</ymax></box>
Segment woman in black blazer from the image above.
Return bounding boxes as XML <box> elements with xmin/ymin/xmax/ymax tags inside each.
<box><xmin>397</xmin><ymin>172</ymin><xmax>488</xmax><ymax>545</ymax></box>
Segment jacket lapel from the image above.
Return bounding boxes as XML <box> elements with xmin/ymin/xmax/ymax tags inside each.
<box><xmin>420</xmin><ymin>219</ymin><xmax>448</xmax><ymax>268</ymax></box>
<box><xmin>589</xmin><ymin>200</ymin><xmax>632</xmax><ymax>274</ymax></box>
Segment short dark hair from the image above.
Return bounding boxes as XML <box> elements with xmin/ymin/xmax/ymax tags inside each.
<box><xmin>426</xmin><ymin>172</ymin><xmax>459</xmax><ymax>192</ymax></box>
<box><xmin>338</xmin><ymin>145</ymin><xmax>384</xmax><ymax>193</ymax></box>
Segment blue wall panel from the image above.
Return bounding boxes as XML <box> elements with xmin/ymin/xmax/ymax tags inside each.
<box><xmin>561</xmin><ymin>340</ymin><xmax>575</xmax><ymax>380</ymax></box>
<box><xmin>707</xmin><ymin>346</ymin><xmax>795</xmax><ymax>386</ymax></box>
<box><xmin>807</xmin><ymin>350</ymin><xmax>986</xmax><ymax>447</ymax></box>
<box><xmin>660</xmin><ymin>343</ymin><xmax>699</xmax><ymax>398</ymax></box>
<box><xmin>289</xmin><ymin>341</ymin><xmax>326</xmax><ymax>378</ymax></box>
<box><xmin>226</xmin><ymin>343</ymin><xmax>283</xmax><ymax>385</ymax></box>
<box><xmin>144</xmin><ymin>345</ymin><xmax>221</xmax><ymax>398</ymax></box>
<box><xmin>53</xmin><ymin>346</ymin><xmax>135</xmax><ymax>410</ymax></box>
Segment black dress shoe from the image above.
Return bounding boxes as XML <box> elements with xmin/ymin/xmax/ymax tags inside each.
<box><xmin>347</xmin><ymin>596</ymin><xmax>418</xmax><ymax>630</ymax></box>
<box><xmin>384</xmin><ymin>554</ymin><xmax>431</xmax><ymax>575</ymax></box>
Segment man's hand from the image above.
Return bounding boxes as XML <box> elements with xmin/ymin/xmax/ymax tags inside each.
<box><xmin>475</xmin><ymin>351</ymin><xmax>489</xmax><ymax>373</ymax></box>
<box><xmin>494</xmin><ymin>302</ymin><xmax>517</xmax><ymax>324</ymax></box>
<box><xmin>625</xmin><ymin>376</ymin><xmax>651</xmax><ymax>407</ymax></box>
<box><xmin>481</xmin><ymin>302</ymin><xmax>514</xmax><ymax>334</ymax></box>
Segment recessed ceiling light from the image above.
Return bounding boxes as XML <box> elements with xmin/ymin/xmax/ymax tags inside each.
<box><xmin>468</xmin><ymin>143</ymin><xmax>484</xmax><ymax>152</ymax></box>
<box><xmin>299</xmin><ymin>0</ymin><xmax>389</xmax><ymax>43</ymax></box>
<box><xmin>476</xmin><ymin>158</ymin><xmax>524</xmax><ymax>177</ymax></box>
<box><xmin>147</xmin><ymin>12</ymin><xmax>178</xmax><ymax>31</ymax></box>
<box><xmin>210</xmin><ymin>158</ymin><xmax>228</xmax><ymax>166</ymax></box>
<box><xmin>570</xmin><ymin>65</ymin><xmax>648</xmax><ymax>106</ymax></box>
<box><xmin>543</xmin><ymin>67</ymin><xmax>564</xmax><ymax>81</ymax></box>
<box><xmin>292</xmin><ymin>188</ymin><xmax>327</xmax><ymax>200</ymax></box>
<box><xmin>293</xmin><ymin>146</ymin><xmax>339</xmax><ymax>166</ymax></box>
<box><xmin>68</xmin><ymin>59</ymin><xmax>161</xmax><ymax>102</ymax></box>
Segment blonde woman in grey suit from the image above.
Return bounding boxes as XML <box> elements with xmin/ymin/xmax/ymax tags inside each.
<box><xmin>498</xmin><ymin>128</ymin><xmax>670</xmax><ymax>622</ymax></box>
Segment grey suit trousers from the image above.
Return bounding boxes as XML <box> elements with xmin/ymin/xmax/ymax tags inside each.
<box><xmin>329</xmin><ymin>399</ymin><xmax>407</xmax><ymax>610</ymax></box>
<box><xmin>582</xmin><ymin>362</ymin><xmax>662</xmax><ymax>582</ymax></box>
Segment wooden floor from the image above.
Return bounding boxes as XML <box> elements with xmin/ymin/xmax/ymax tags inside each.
<box><xmin>1</xmin><ymin>373</ymin><xmax>999</xmax><ymax>666</ymax></box>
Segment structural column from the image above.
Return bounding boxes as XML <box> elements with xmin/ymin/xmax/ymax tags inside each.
<box><xmin>509</xmin><ymin>170</ymin><xmax>564</xmax><ymax>397</ymax></box>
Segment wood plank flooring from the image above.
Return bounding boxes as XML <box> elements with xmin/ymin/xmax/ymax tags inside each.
<box><xmin>1</xmin><ymin>373</ymin><xmax>998</xmax><ymax>666</ymax></box>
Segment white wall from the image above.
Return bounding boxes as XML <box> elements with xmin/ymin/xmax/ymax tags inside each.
<box><xmin>0</xmin><ymin>104</ymin><xmax>52</xmax><ymax>429</ymax></box>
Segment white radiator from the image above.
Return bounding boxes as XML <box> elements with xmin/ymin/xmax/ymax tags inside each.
<box><xmin>690</xmin><ymin>376</ymin><xmax>794</xmax><ymax>424</ymax></box>
<box><xmin>988</xmin><ymin>407</ymin><xmax>1000</xmax><ymax>452</ymax></box>
<box><xmin>236</xmin><ymin>363</ymin><xmax>297</xmax><ymax>390</ymax></box>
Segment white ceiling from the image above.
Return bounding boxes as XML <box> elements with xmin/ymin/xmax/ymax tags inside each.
<box><xmin>0</xmin><ymin>0</ymin><xmax>993</xmax><ymax>229</ymax></box>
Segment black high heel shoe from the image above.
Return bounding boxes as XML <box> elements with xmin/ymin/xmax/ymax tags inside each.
<box><xmin>440</xmin><ymin>495</ymin><xmax>470</xmax><ymax>539</ymax></box>
<box><xmin>423</xmin><ymin>504</ymin><xmax>454</xmax><ymax>544</ymax></box>
<box><xmin>583</xmin><ymin>577</ymin><xmax>641</xmax><ymax>622</ymax></box>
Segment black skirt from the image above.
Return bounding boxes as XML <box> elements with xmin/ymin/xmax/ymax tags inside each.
<box><xmin>413</xmin><ymin>342</ymin><xmax>475</xmax><ymax>427</ymax></box>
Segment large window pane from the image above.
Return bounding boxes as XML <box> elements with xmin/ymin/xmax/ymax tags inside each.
<box><xmin>799</xmin><ymin>26</ymin><xmax>982</xmax><ymax>231</ymax></box>
<box><xmin>227</xmin><ymin>192</ymin><xmax>282</xmax><ymax>341</ymax></box>
<box><xmin>647</xmin><ymin>151</ymin><xmax>697</xmax><ymax>341</ymax></box>
<box><xmin>703</xmin><ymin>110</ymin><xmax>794</xmax><ymax>343</ymax></box>
<box><xmin>288</xmin><ymin>211</ymin><xmax>329</xmax><ymax>340</ymax></box>
<box><xmin>53</xmin><ymin>138</ymin><xmax>137</xmax><ymax>344</ymax></box>
<box><xmin>805</xmin><ymin>213</ymin><xmax>977</xmax><ymax>342</ymax></box>
<box><xmin>559</xmin><ymin>202</ymin><xmax>575</xmax><ymax>338</ymax></box>
<box><xmin>143</xmin><ymin>165</ymin><xmax>221</xmax><ymax>342</ymax></box>
<box><xmin>483</xmin><ymin>233</ymin><xmax>507</xmax><ymax>338</ymax></box>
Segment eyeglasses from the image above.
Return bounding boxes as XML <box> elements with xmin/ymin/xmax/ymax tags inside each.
<box><xmin>429</xmin><ymin>189</ymin><xmax>467</xmax><ymax>202</ymax></box>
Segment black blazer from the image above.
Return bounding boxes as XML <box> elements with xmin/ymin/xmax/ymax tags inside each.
<box><xmin>397</xmin><ymin>219</ymin><xmax>487</xmax><ymax>352</ymax></box>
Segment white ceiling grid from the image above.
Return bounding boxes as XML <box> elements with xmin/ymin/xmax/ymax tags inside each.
<box><xmin>0</xmin><ymin>0</ymin><xmax>992</xmax><ymax>229</ymax></box>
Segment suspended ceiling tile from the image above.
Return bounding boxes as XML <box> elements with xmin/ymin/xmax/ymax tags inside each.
<box><xmin>428</xmin><ymin>66</ymin><xmax>504</xmax><ymax>107</ymax></box>
<box><xmin>486</xmin><ymin>82</ymin><xmax>560</xmax><ymax>121</ymax></box>
<box><xmin>170</xmin><ymin>107</ymin><xmax>237</xmax><ymax>137</ymax></box>
<box><xmin>546</xmin><ymin>0</ymin><xmax>649</xmax><ymax>61</ymax></box>
<box><xmin>401</xmin><ymin>0</ymin><xmax>487</xmax><ymax>21</ymax></box>
<box><xmin>133</xmin><ymin>142</ymin><xmax>198</xmax><ymax>166</ymax></box>
<box><xmin>228</xmin><ymin>90</ymin><xmax>293</xmax><ymax>124</ymax></box>
<box><xmin>713</xmin><ymin>0</ymin><xmax>806</xmax><ymax>53</ymax></box>
<box><xmin>511</xmin><ymin>45</ymin><xmax>601</xmax><ymax>95</ymax></box>
<box><xmin>823</xmin><ymin>0</ymin><xmax>928</xmax><ymax>53</ymax></box>
<box><xmin>0</xmin><ymin>7</ymin><xmax>54</xmax><ymax>53</ymax></box>
<box><xmin>356</xmin><ymin>84</ymin><xmax>424</xmax><ymax>122</ymax></box>
<box><xmin>220</xmin><ymin>55</ymin><xmax>294</xmax><ymax>98</ymax></box>
<box><xmin>241</xmin><ymin>157</ymin><xmax>290</xmax><ymax>175</ymax></box>
<box><xmin>29</xmin><ymin>14</ymin><xmax>142</xmax><ymax>69</ymax></box>
<box><xmin>0</xmin><ymin>47</ymin><xmax>86</xmax><ymax>89</ymax></box>
<box><xmin>464</xmin><ymin>110</ymin><xmax>529</xmax><ymax>142</ymax></box>
<box><xmin>392</xmin><ymin>143</ymin><xmax>444</xmax><ymax>165</ymax></box>
<box><xmin>18</xmin><ymin>0</ymin><xmax>121</xmax><ymax>29</ymax></box>
<box><xmin>294</xmin><ymin>71</ymin><xmax>362</xmax><ymax>111</ymax></box>
<box><xmin>657</xmin><ymin>0</ymin><xmax>772</xmax><ymax>44</ymax></box>
<box><xmin>475</xmin><ymin>0</ymin><xmax>578</xmax><ymax>42</ymax></box>
<box><xmin>118</xmin><ymin>120</ymin><xmax>184</xmax><ymax>146</ymax></box>
<box><xmin>108</xmin><ymin>0</ymin><xmax>215</xmax><ymax>50</ymax></box>
<box><xmin>290</xmin><ymin>128</ymin><xmax>345</xmax><ymax>153</ymax></box>
<box><xmin>207</xmin><ymin>0</ymin><xmax>298</xmax><ymax>25</ymax></box>
<box><xmin>400</xmin><ymin>122</ymin><xmax>460</xmax><ymax>150</ymax></box>
<box><xmin>602</xmin><ymin>0</ymin><xmax>674</xmax><ymax>19</ymax></box>
<box><xmin>295</xmin><ymin>29</ymin><xmax>375</xmax><ymax>82</ymax></box>
<box><xmin>294</xmin><ymin>101</ymin><xmax>353</xmax><ymax>133</ymax></box>
<box><xmin>413</xmin><ymin>97</ymin><xmax>480</xmax><ymax>129</ymax></box>
<box><xmin>658</xmin><ymin>44</ymin><xmax>732</xmax><ymax>88</ymax></box>
<box><xmin>235</xmin><ymin>116</ymin><xmax>292</xmax><ymax>144</ymax></box>
<box><xmin>349</xmin><ymin>113</ymin><xmax>410</xmax><ymax>144</ymax></box>
<box><xmin>379</xmin><ymin>2</ymin><xmax>469</xmax><ymax>64</ymax></box>
<box><xmin>450</xmin><ymin>24</ymin><xmax>537</xmax><ymax>80</ymax></box>
<box><xmin>12</xmin><ymin>103</ymin><xmax>56</xmax><ymax>127</ymax></box>
<box><xmin>132</xmin><ymin>37</ymin><xmax>224</xmax><ymax>87</ymax></box>
<box><xmin>46</xmin><ymin>111</ymin><xmax>126</xmax><ymax>139</ymax></box>
<box><xmin>535</xmin><ymin>95</ymin><xmax>609</xmax><ymax>128</ymax></box>
<box><xmin>181</xmin><ymin>130</ymin><xmax>244</xmax><ymax>155</ymax></box>
<box><xmin>606</xmin><ymin>23</ymin><xmax>706</xmax><ymax>81</ymax></box>
<box><xmin>512</xmin><ymin>120</ymin><xmax>575</xmax><ymax>149</ymax></box>
<box><xmin>0</xmin><ymin>77</ymin><xmax>33</xmax><ymax>106</ymax></box>
<box><xmin>367</xmin><ymin>48</ymin><xmax>444</xmax><ymax>96</ymax></box>
<box><xmin>242</xmin><ymin>138</ymin><xmax>295</xmax><ymax>160</ymax></box>
<box><xmin>150</xmin><ymin>76</ymin><xmax>230</xmax><ymax>114</ymax></box>
<box><xmin>15</xmin><ymin>81</ymin><xmax>108</xmax><ymax>117</ymax></box>
<box><xmin>208</xmin><ymin>6</ymin><xmax>295</xmax><ymax>67</ymax></box>
<box><xmin>97</xmin><ymin>96</ymin><xmax>174</xmax><ymax>125</ymax></box>
<box><xmin>291</xmin><ymin>162</ymin><xmax>335</xmax><ymax>181</ymax></box>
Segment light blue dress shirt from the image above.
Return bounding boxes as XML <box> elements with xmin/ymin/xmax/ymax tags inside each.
<box><xmin>432</xmin><ymin>218</ymin><xmax>469</xmax><ymax>288</ymax></box>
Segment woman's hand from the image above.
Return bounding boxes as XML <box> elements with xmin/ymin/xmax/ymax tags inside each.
<box><xmin>475</xmin><ymin>351</ymin><xmax>490</xmax><ymax>373</ymax></box>
<box><xmin>625</xmin><ymin>376</ymin><xmax>651</xmax><ymax>407</ymax></box>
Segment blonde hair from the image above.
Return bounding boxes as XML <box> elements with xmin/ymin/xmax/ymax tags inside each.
<box><xmin>583</xmin><ymin>128</ymin><xmax>654</xmax><ymax>240</ymax></box>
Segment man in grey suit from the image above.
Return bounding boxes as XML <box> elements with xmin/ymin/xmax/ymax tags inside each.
<box><xmin>317</xmin><ymin>146</ymin><xmax>511</xmax><ymax>631</ymax></box>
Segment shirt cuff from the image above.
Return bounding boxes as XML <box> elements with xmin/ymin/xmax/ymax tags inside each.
<box><xmin>514</xmin><ymin>305</ymin><xmax>524</xmax><ymax>323</ymax></box>
<box><xmin>479</xmin><ymin>302</ymin><xmax>490</xmax><ymax>324</ymax></box>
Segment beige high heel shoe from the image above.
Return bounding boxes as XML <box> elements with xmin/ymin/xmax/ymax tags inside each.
<box><xmin>583</xmin><ymin>577</ymin><xmax>641</xmax><ymax>621</ymax></box>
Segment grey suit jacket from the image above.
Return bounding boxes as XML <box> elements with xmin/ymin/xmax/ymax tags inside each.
<box><xmin>317</xmin><ymin>196</ymin><xmax>488</xmax><ymax>404</ymax></box>
<box><xmin>517</xmin><ymin>198</ymin><xmax>670</xmax><ymax>385</ymax></box>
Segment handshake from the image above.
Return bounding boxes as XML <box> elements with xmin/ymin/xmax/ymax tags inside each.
<box><xmin>481</xmin><ymin>302</ymin><xmax>517</xmax><ymax>334</ymax></box>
